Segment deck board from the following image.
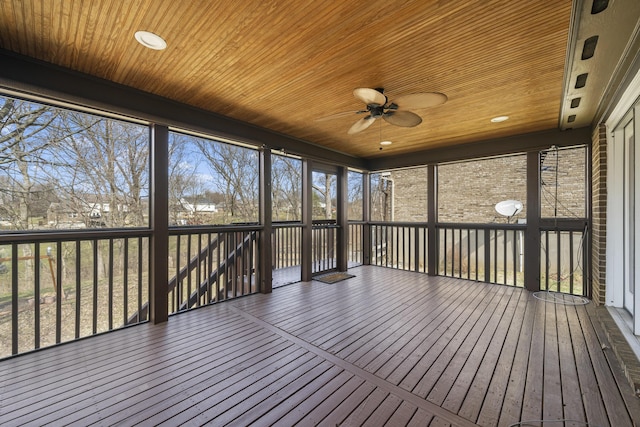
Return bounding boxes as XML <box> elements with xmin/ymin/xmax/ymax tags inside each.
<box><xmin>457</xmin><ymin>286</ymin><xmax>527</xmax><ymax>422</ymax></box>
<box><xmin>1</xmin><ymin>266</ymin><xmax>638</xmax><ymax>427</ymax></box>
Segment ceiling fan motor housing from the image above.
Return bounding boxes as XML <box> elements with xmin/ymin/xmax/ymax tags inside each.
<box><xmin>368</xmin><ymin>104</ymin><xmax>385</xmax><ymax>118</ymax></box>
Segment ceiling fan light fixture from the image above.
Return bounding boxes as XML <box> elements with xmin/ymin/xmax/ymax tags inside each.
<box><xmin>134</xmin><ymin>31</ymin><xmax>167</xmax><ymax>50</ymax></box>
<box><xmin>490</xmin><ymin>115</ymin><xmax>509</xmax><ymax>123</ymax></box>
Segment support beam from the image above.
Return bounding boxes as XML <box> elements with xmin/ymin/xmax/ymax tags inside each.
<box><xmin>337</xmin><ymin>166</ymin><xmax>349</xmax><ymax>271</ymax></box>
<box><xmin>301</xmin><ymin>159</ymin><xmax>313</xmax><ymax>281</ymax></box>
<box><xmin>259</xmin><ymin>148</ymin><xmax>273</xmax><ymax>293</ymax></box>
<box><xmin>0</xmin><ymin>49</ymin><xmax>366</xmax><ymax>170</ymax></box>
<box><xmin>362</xmin><ymin>172</ymin><xmax>371</xmax><ymax>265</ymax></box>
<box><xmin>524</xmin><ymin>151</ymin><xmax>541</xmax><ymax>292</ymax></box>
<box><xmin>427</xmin><ymin>165</ymin><xmax>437</xmax><ymax>276</ymax></box>
<box><xmin>150</xmin><ymin>124</ymin><xmax>169</xmax><ymax>324</ymax></box>
<box><xmin>369</xmin><ymin>128</ymin><xmax>591</xmax><ymax>171</ymax></box>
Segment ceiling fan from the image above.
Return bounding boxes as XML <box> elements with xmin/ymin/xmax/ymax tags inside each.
<box><xmin>317</xmin><ymin>87</ymin><xmax>447</xmax><ymax>134</ymax></box>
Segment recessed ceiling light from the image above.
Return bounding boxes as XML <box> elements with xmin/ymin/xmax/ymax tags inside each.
<box><xmin>380</xmin><ymin>140</ymin><xmax>392</xmax><ymax>146</ymax></box>
<box><xmin>490</xmin><ymin>116</ymin><xmax>509</xmax><ymax>123</ymax></box>
<box><xmin>134</xmin><ymin>31</ymin><xmax>167</xmax><ymax>50</ymax></box>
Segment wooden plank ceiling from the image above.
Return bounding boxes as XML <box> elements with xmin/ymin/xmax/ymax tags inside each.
<box><xmin>0</xmin><ymin>1</ymin><xmax>573</xmax><ymax>159</ymax></box>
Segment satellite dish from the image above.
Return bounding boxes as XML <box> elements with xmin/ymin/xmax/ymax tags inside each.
<box><xmin>495</xmin><ymin>200</ymin><xmax>523</xmax><ymax>222</ymax></box>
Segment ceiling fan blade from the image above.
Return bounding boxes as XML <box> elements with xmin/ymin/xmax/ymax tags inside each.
<box><xmin>315</xmin><ymin>110</ymin><xmax>365</xmax><ymax>122</ymax></box>
<box><xmin>392</xmin><ymin>92</ymin><xmax>447</xmax><ymax>109</ymax></box>
<box><xmin>383</xmin><ymin>110</ymin><xmax>422</xmax><ymax>127</ymax></box>
<box><xmin>347</xmin><ymin>116</ymin><xmax>376</xmax><ymax>134</ymax></box>
<box><xmin>353</xmin><ymin>88</ymin><xmax>387</xmax><ymax>106</ymax></box>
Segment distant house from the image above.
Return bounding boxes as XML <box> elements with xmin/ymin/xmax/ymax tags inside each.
<box><xmin>180</xmin><ymin>198</ymin><xmax>218</xmax><ymax>214</ymax></box>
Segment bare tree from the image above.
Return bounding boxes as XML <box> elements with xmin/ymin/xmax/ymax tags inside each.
<box><xmin>51</xmin><ymin>111</ymin><xmax>149</xmax><ymax>228</ymax></box>
<box><xmin>272</xmin><ymin>155</ymin><xmax>301</xmax><ymax>221</ymax></box>
<box><xmin>196</xmin><ymin>139</ymin><xmax>259</xmax><ymax>223</ymax></box>
<box><xmin>168</xmin><ymin>133</ymin><xmax>207</xmax><ymax>225</ymax></box>
<box><xmin>0</xmin><ymin>97</ymin><xmax>59</xmax><ymax>229</ymax></box>
<box><xmin>312</xmin><ymin>172</ymin><xmax>336</xmax><ymax>220</ymax></box>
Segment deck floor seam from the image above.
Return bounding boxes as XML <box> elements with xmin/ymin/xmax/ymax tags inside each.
<box><xmin>229</xmin><ymin>304</ymin><xmax>480</xmax><ymax>427</ymax></box>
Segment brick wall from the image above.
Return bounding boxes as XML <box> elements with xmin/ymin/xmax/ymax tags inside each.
<box><xmin>591</xmin><ymin>124</ymin><xmax>607</xmax><ymax>305</ymax></box>
<box><xmin>385</xmin><ymin>148</ymin><xmax>587</xmax><ymax>224</ymax></box>
<box><xmin>387</xmin><ymin>167</ymin><xmax>428</xmax><ymax>222</ymax></box>
<box><xmin>437</xmin><ymin>155</ymin><xmax>528</xmax><ymax>223</ymax></box>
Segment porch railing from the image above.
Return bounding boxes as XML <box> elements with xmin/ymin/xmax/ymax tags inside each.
<box><xmin>1</xmin><ymin>218</ymin><xmax>589</xmax><ymax>359</ymax></box>
<box><xmin>370</xmin><ymin>222</ymin><xmax>428</xmax><ymax>272</ymax></box>
<box><xmin>272</xmin><ymin>222</ymin><xmax>302</xmax><ymax>271</ymax></box>
<box><xmin>438</xmin><ymin>223</ymin><xmax>525</xmax><ymax>287</ymax></box>
<box><xmin>364</xmin><ymin>221</ymin><xmax>588</xmax><ymax>297</ymax></box>
<box><xmin>540</xmin><ymin>222</ymin><xmax>588</xmax><ymax>296</ymax></box>
<box><xmin>167</xmin><ymin>225</ymin><xmax>260</xmax><ymax>315</ymax></box>
<box><xmin>348</xmin><ymin>222</ymin><xmax>364</xmax><ymax>267</ymax></box>
<box><xmin>312</xmin><ymin>220</ymin><xmax>337</xmax><ymax>274</ymax></box>
<box><xmin>0</xmin><ymin>229</ymin><xmax>151</xmax><ymax>358</ymax></box>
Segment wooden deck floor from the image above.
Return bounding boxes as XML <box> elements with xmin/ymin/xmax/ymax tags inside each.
<box><xmin>1</xmin><ymin>266</ymin><xmax>639</xmax><ymax>426</ymax></box>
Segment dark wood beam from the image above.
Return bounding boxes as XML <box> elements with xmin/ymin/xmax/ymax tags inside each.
<box><xmin>524</xmin><ymin>151</ymin><xmax>541</xmax><ymax>292</ymax></box>
<box><xmin>427</xmin><ymin>165</ymin><xmax>437</xmax><ymax>276</ymax></box>
<box><xmin>368</xmin><ymin>127</ymin><xmax>592</xmax><ymax>170</ymax></box>
<box><xmin>336</xmin><ymin>166</ymin><xmax>349</xmax><ymax>271</ymax></box>
<box><xmin>0</xmin><ymin>49</ymin><xmax>366</xmax><ymax>170</ymax></box>
<box><xmin>362</xmin><ymin>172</ymin><xmax>371</xmax><ymax>265</ymax></box>
<box><xmin>259</xmin><ymin>149</ymin><xmax>273</xmax><ymax>293</ymax></box>
<box><xmin>150</xmin><ymin>124</ymin><xmax>169</xmax><ymax>324</ymax></box>
<box><xmin>301</xmin><ymin>159</ymin><xmax>313</xmax><ymax>281</ymax></box>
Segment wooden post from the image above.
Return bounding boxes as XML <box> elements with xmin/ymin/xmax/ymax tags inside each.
<box><xmin>150</xmin><ymin>124</ymin><xmax>169</xmax><ymax>324</ymax></box>
<box><xmin>337</xmin><ymin>166</ymin><xmax>349</xmax><ymax>271</ymax></box>
<box><xmin>524</xmin><ymin>151</ymin><xmax>541</xmax><ymax>291</ymax></box>
<box><xmin>427</xmin><ymin>164</ymin><xmax>437</xmax><ymax>276</ymax></box>
<box><xmin>301</xmin><ymin>159</ymin><xmax>313</xmax><ymax>281</ymax></box>
<box><xmin>363</xmin><ymin>172</ymin><xmax>371</xmax><ymax>265</ymax></box>
<box><xmin>259</xmin><ymin>148</ymin><xmax>273</xmax><ymax>293</ymax></box>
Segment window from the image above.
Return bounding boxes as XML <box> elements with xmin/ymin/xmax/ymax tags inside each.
<box><xmin>348</xmin><ymin>170</ymin><xmax>363</xmax><ymax>221</ymax></box>
<box><xmin>168</xmin><ymin>131</ymin><xmax>259</xmax><ymax>225</ymax></box>
<box><xmin>0</xmin><ymin>95</ymin><xmax>150</xmax><ymax>231</ymax></box>
<box><xmin>272</xmin><ymin>153</ymin><xmax>301</xmax><ymax>221</ymax></box>
<box><xmin>540</xmin><ymin>146</ymin><xmax>586</xmax><ymax>218</ymax></box>
<box><xmin>438</xmin><ymin>154</ymin><xmax>527</xmax><ymax>223</ymax></box>
<box><xmin>370</xmin><ymin>167</ymin><xmax>428</xmax><ymax>222</ymax></box>
<box><xmin>312</xmin><ymin>171</ymin><xmax>337</xmax><ymax>220</ymax></box>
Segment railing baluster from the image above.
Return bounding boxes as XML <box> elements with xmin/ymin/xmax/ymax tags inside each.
<box><xmin>458</xmin><ymin>228</ymin><xmax>462</xmax><ymax>278</ymax></box>
<box><xmin>502</xmin><ymin>229</ymin><xmax>507</xmax><ymax>285</ymax></box>
<box><xmin>556</xmin><ymin>230</ymin><xmax>561</xmax><ymax>292</ymax></box>
<box><xmin>512</xmin><ymin>230</ymin><xmax>517</xmax><ymax>286</ymax></box>
<box><xmin>493</xmin><ymin>230</ymin><xmax>498</xmax><ymax>283</ymax></box>
<box><xmin>484</xmin><ymin>230</ymin><xmax>491</xmax><ymax>283</ymax></box>
<box><xmin>474</xmin><ymin>229</ymin><xmax>478</xmax><ymax>281</ymax></box>
<box><xmin>138</xmin><ymin>237</ymin><xmax>143</xmax><ymax>321</ymax></box>
<box><xmin>56</xmin><ymin>241</ymin><xmax>63</xmax><ymax>343</ymax></box>
<box><xmin>186</xmin><ymin>235</ymin><xmax>192</xmax><ymax>308</ymax></box>
<box><xmin>108</xmin><ymin>239</ymin><xmax>114</xmax><ymax>330</ymax></box>
<box><xmin>207</xmin><ymin>233</ymin><xmax>212</xmax><ymax>302</ymax></box>
<box><xmin>92</xmin><ymin>240</ymin><xmax>98</xmax><ymax>334</ymax></box>
<box><xmin>11</xmin><ymin>244</ymin><xmax>18</xmax><ymax>355</ymax></box>
<box><xmin>123</xmin><ymin>238</ymin><xmax>129</xmax><ymax>325</ymax></box>
<box><xmin>217</xmin><ymin>231</ymin><xmax>222</xmax><ymax>301</ymax></box>
<box><xmin>176</xmin><ymin>236</ymin><xmax>181</xmax><ymax>310</ymax></box>
<box><xmin>73</xmin><ymin>242</ymin><xmax>80</xmax><ymax>339</ymax></box>
<box><xmin>569</xmin><ymin>231</ymin><xmax>574</xmax><ymax>294</ymax></box>
<box><xmin>545</xmin><ymin>230</ymin><xmax>550</xmax><ymax>291</ymax></box>
<box><xmin>443</xmin><ymin>228</ymin><xmax>448</xmax><ymax>276</ymax></box>
<box><xmin>34</xmin><ymin>243</ymin><xmax>41</xmax><ymax>348</ymax></box>
<box><xmin>197</xmin><ymin>233</ymin><xmax>202</xmax><ymax>305</ymax></box>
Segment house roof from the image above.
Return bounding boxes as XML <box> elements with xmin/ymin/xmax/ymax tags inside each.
<box><xmin>0</xmin><ymin>1</ymin><xmax>638</xmax><ymax>162</ymax></box>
